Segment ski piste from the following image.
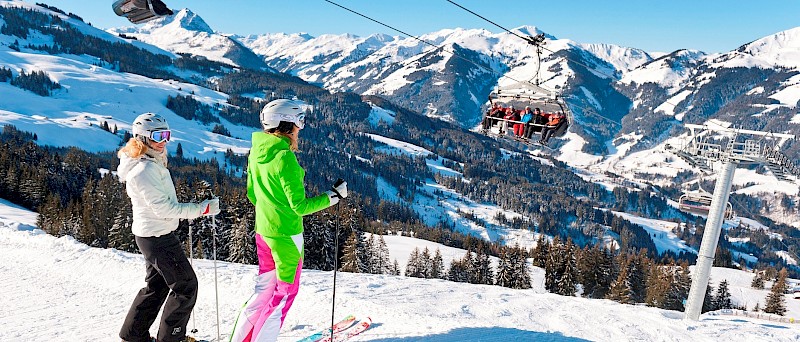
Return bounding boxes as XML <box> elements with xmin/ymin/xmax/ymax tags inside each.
<box><xmin>317</xmin><ymin>317</ymin><xmax>371</xmax><ymax>342</ymax></box>
<box><xmin>296</xmin><ymin>314</ymin><xmax>356</xmax><ymax>342</ymax></box>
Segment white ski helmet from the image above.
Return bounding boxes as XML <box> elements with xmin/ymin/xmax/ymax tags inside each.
<box><xmin>260</xmin><ymin>99</ymin><xmax>307</xmax><ymax>130</ymax></box>
<box><xmin>132</xmin><ymin>112</ymin><xmax>170</xmax><ymax>141</ymax></box>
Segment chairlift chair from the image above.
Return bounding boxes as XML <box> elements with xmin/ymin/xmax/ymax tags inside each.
<box><xmin>483</xmin><ymin>81</ymin><xmax>573</xmax><ymax>140</ymax></box>
<box><xmin>113</xmin><ymin>0</ymin><xmax>173</xmax><ymax>24</ymax></box>
<box><xmin>677</xmin><ymin>189</ymin><xmax>735</xmax><ymax>220</ymax></box>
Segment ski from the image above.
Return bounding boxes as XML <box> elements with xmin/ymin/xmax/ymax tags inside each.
<box><xmin>317</xmin><ymin>317</ymin><xmax>371</xmax><ymax>342</ymax></box>
<box><xmin>296</xmin><ymin>314</ymin><xmax>356</xmax><ymax>342</ymax></box>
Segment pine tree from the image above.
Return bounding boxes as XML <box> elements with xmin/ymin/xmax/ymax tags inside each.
<box><xmin>664</xmin><ymin>262</ymin><xmax>691</xmax><ymax>311</ymax></box>
<box><xmin>544</xmin><ymin>239</ymin><xmax>562</xmax><ymax>293</ymax></box>
<box><xmin>607</xmin><ymin>259</ymin><xmax>633</xmax><ymax>304</ymax></box>
<box><xmin>531</xmin><ymin>234</ymin><xmax>549</xmax><ymax>268</ymax></box>
<box><xmin>495</xmin><ymin>249</ymin><xmax>513</xmax><ymax>288</ymax></box>
<box><xmin>226</xmin><ymin>191</ymin><xmax>256</xmax><ymax>265</ymax></box>
<box><xmin>702</xmin><ymin>284</ymin><xmax>715</xmax><ymax>313</ymax></box>
<box><xmin>340</xmin><ymin>231</ymin><xmax>361</xmax><ymax>273</ymax></box>
<box><xmin>108</xmin><ymin>200</ymin><xmax>135</xmax><ymax>253</ymax></box>
<box><xmin>364</xmin><ymin>234</ymin><xmax>377</xmax><ymax>274</ymax></box>
<box><xmin>556</xmin><ymin>240</ymin><xmax>578</xmax><ymax>296</ymax></box>
<box><xmin>510</xmin><ymin>247</ymin><xmax>532</xmax><ymax>289</ymax></box>
<box><xmin>713</xmin><ymin>279</ymin><xmax>733</xmax><ymax>310</ymax></box>
<box><xmin>420</xmin><ymin>247</ymin><xmax>433</xmax><ymax>278</ymax></box>
<box><xmin>431</xmin><ymin>248</ymin><xmax>444</xmax><ymax>279</ymax></box>
<box><xmin>473</xmin><ymin>249</ymin><xmax>493</xmax><ymax>285</ymax></box>
<box><xmin>751</xmin><ymin>271</ymin><xmax>765</xmax><ymax>289</ymax></box>
<box><xmin>628</xmin><ymin>250</ymin><xmax>649</xmax><ymax>303</ymax></box>
<box><xmin>405</xmin><ymin>247</ymin><xmax>422</xmax><ymax>278</ymax></box>
<box><xmin>391</xmin><ymin>259</ymin><xmax>401</xmax><ymax>276</ymax></box>
<box><xmin>645</xmin><ymin>263</ymin><xmax>670</xmax><ymax>308</ymax></box>
<box><xmin>763</xmin><ymin>268</ymin><xmax>788</xmax><ymax>316</ymax></box>
<box><xmin>447</xmin><ymin>258</ymin><xmax>469</xmax><ymax>283</ymax></box>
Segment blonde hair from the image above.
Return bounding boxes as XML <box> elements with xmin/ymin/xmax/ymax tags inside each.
<box><xmin>118</xmin><ymin>137</ymin><xmax>147</xmax><ymax>158</ymax></box>
<box><xmin>266</xmin><ymin>121</ymin><xmax>300</xmax><ymax>152</ymax></box>
<box><xmin>271</xmin><ymin>132</ymin><xmax>299</xmax><ymax>152</ymax></box>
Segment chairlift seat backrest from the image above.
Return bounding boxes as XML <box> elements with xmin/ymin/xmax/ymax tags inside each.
<box><xmin>113</xmin><ymin>0</ymin><xmax>173</xmax><ymax>24</ymax></box>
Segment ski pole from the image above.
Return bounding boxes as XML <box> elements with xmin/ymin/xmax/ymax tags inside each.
<box><xmin>210</xmin><ymin>190</ymin><xmax>221</xmax><ymax>342</ymax></box>
<box><xmin>330</xmin><ymin>178</ymin><xmax>345</xmax><ymax>341</ymax></box>
<box><xmin>211</xmin><ymin>214</ymin><xmax>221</xmax><ymax>342</ymax></box>
<box><xmin>188</xmin><ymin>217</ymin><xmax>197</xmax><ymax>336</ymax></box>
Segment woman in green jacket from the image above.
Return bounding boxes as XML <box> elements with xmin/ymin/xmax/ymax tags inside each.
<box><xmin>230</xmin><ymin>99</ymin><xmax>347</xmax><ymax>342</ymax></box>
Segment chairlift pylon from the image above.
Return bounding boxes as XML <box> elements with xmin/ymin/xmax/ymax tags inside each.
<box><xmin>112</xmin><ymin>0</ymin><xmax>173</xmax><ymax>24</ymax></box>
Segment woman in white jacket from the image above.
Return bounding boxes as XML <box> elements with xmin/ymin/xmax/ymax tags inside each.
<box><xmin>117</xmin><ymin>113</ymin><xmax>220</xmax><ymax>342</ymax></box>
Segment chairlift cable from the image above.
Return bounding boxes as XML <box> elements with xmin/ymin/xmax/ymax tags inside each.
<box><xmin>323</xmin><ymin>0</ymin><xmax>617</xmax><ymax>130</ymax></box>
<box><xmin>322</xmin><ymin>0</ymin><xmax>530</xmax><ymax>87</ymax></box>
<box><xmin>444</xmin><ymin>0</ymin><xmax>714</xmax><ymax>127</ymax></box>
<box><xmin>446</xmin><ymin>0</ymin><xmax>619</xmax><ymax>80</ymax></box>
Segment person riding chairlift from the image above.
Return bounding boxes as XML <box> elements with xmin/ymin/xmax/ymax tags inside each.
<box><xmin>539</xmin><ymin>111</ymin><xmax>566</xmax><ymax>146</ymax></box>
<box><xmin>481</xmin><ymin>103</ymin><xmax>503</xmax><ymax>131</ymax></box>
<box><xmin>501</xmin><ymin>106</ymin><xmax>516</xmax><ymax>135</ymax></box>
<box><xmin>518</xmin><ymin>106</ymin><xmax>534</xmax><ymax>141</ymax></box>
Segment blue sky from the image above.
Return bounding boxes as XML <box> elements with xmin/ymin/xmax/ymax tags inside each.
<box><xmin>36</xmin><ymin>0</ymin><xmax>800</xmax><ymax>53</ymax></box>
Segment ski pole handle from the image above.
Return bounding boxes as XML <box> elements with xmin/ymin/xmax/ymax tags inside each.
<box><xmin>334</xmin><ymin>178</ymin><xmax>345</xmax><ymax>187</ymax></box>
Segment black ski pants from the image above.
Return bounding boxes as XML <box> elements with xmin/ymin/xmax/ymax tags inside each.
<box><xmin>120</xmin><ymin>233</ymin><xmax>198</xmax><ymax>342</ymax></box>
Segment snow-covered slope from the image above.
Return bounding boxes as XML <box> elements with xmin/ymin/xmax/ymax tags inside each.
<box><xmin>110</xmin><ymin>9</ymin><xmax>269</xmax><ymax>70</ymax></box>
<box><xmin>1</xmin><ymin>201</ymin><xmax>798</xmax><ymax>341</ymax></box>
<box><xmin>0</xmin><ymin>43</ymin><xmax>252</xmax><ymax>162</ymax></box>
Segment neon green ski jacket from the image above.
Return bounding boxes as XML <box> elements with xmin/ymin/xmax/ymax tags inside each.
<box><xmin>247</xmin><ymin>132</ymin><xmax>330</xmax><ymax>238</ymax></box>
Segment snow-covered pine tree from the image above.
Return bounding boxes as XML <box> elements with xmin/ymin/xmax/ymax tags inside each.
<box><xmin>77</xmin><ymin>178</ymin><xmax>98</xmax><ymax>244</ymax></box>
<box><xmin>556</xmin><ymin>240</ymin><xmax>577</xmax><ymax>296</ymax></box>
<box><xmin>763</xmin><ymin>268</ymin><xmax>788</xmax><ymax>316</ymax></box>
<box><xmin>108</xmin><ymin>198</ymin><xmax>135</xmax><ymax>252</ymax></box>
<box><xmin>511</xmin><ymin>247</ymin><xmax>532</xmax><ymax>289</ymax></box>
<box><xmin>447</xmin><ymin>258</ymin><xmax>469</xmax><ymax>283</ymax></box>
<box><xmin>370</xmin><ymin>235</ymin><xmax>391</xmax><ymax>274</ymax></box>
<box><xmin>340</xmin><ymin>231</ymin><xmax>361</xmax><ymax>273</ymax></box>
<box><xmin>495</xmin><ymin>249</ymin><xmax>512</xmax><ymax>288</ymax></box>
<box><xmin>36</xmin><ymin>193</ymin><xmax>61</xmax><ymax>236</ymax></box>
<box><xmin>750</xmin><ymin>271</ymin><xmax>765</xmax><ymax>289</ymax></box>
<box><xmin>544</xmin><ymin>238</ymin><xmax>562</xmax><ymax>293</ymax></box>
<box><xmin>364</xmin><ymin>234</ymin><xmax>377</xmax><ymax>274</ymax></box>
<box><xmin>405</xmin><ymin>247</ymin><xmax>423</xmax><ymax>278</ymax></box>
<box><xmin>224</xmin><ymin>191</ymin><xmax>255</xmax><ymax>264</ymax></box>
<box><xmin>431</xmin><ymin>248</ymin><xmax>445</xmax><ymax>279</ymax></box>
<box><xmin>702</xmin><ymin>283</ymin><xmax>715</xmax><ymax>313</ymax></box>
<box><xmin>664</xmin><ymin>262</ymin><xmax>691</xmax><ymax>311</ymax></box>
<box><xmin>391</xmin><ymin>259</ymin><xmax>401</xmax><ymax>276</ymax></box>
<box><xmin>628</xmin><ymin>250</ymin><xmax>649</xmax><ymax>303</ymax></box>
<box><xmin>713</xmin><ymin>279</ymin><xmax>733</xmax><ymax>310</ymax></box>
<box><xmin>607</xmin><ymin>260</ymin><xmax>633</xmax><ymax>304</ymax></box>
<box><xmin>303</xmin><ymin>211</ymin><xmax>335</xmax><ymax>270</ymax></box>
<box><xmin>531</xmin><ymin>234</ymin><xmax>549</xmax><ymax>268</ymax></box>
<box><xmin>420</xmin><ymin>247</ymin><xmax>433</xmax><ymax>278</ymax></box>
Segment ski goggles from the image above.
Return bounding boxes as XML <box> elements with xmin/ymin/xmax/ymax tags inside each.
<box><xmin>149</xmin><ymin>129</ymin><xmax>171</xmax><ymax>143</ymax></box>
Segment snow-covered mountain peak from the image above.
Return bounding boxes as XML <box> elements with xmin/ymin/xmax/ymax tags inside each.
<box><xmin>580</xmin><ymin>43</ymin><xmax>654</xmax><ymax>72</ymax></box>
<box><xmin>511</xmin><ymin>25</ymin><xmax>555</xmax><ymax>40</ymax></box>
<box><xmin>108</xmin><ymin>8</ymin><xmax>268</xmax><ymax>70</ymax></box>
<box><xmin>738</xmin><ymin>26</ymin><xmax>800</xmax><ymax>68</ymax></box>
<box><xmin>161</xmin><ymin>8</ymin><xmax>214</xmax><ymax>34</ymax></box>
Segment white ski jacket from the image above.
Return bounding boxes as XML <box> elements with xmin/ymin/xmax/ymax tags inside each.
<box><xmin>117</xmin><ymin>152</ymin><xmax>203</xmax><ymax>237</ymax></box>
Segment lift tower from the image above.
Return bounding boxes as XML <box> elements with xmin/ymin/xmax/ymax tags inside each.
<box><xmin>665</xmin><ymin>120</ymin><xmax>799</xmax><ymax>321</ymax></box>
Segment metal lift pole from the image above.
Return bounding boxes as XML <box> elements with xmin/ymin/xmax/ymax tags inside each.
<box><xmin>683</xmin><ymin>160</ymin><xmax>736</xmax><ymax>320</ymax></box>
